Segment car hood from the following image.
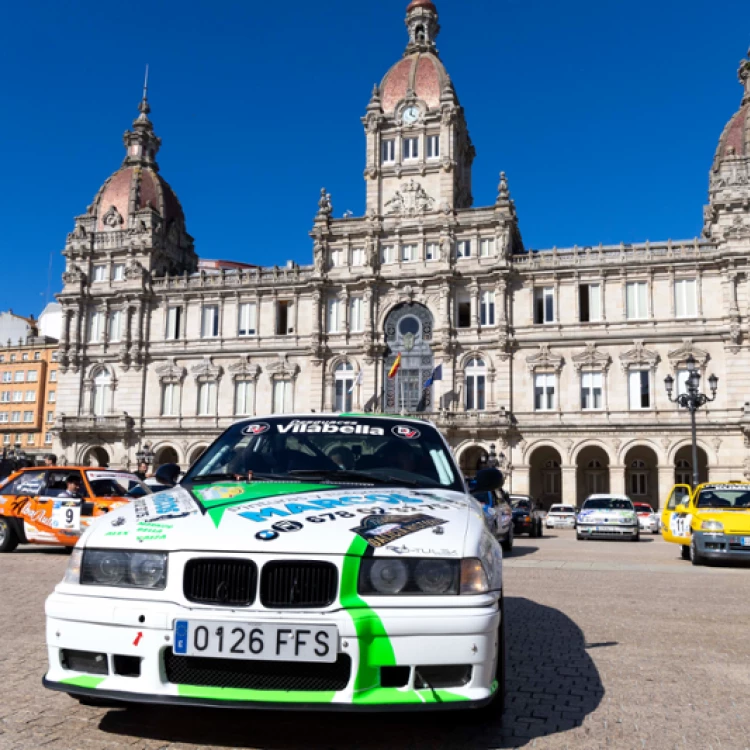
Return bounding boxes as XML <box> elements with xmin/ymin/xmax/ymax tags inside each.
<box><xmin>577</xmin><ymin>508</ymin><xmax>636</xmax><ymax>523</ymax></box>
<box><xmin>693</xmin><ymin>508</ymin><xmax>750</xmax><ymax>534</ymax></box>
<box><xmin>84</xmin><ymin>482</ymin><xmax>483</xmax><ymax>557</ymax></box>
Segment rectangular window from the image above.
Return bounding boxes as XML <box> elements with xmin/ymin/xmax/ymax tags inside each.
<box><xmin>48</xmin><ymin>391</ymin><xmax>56</xmax><ymax>404</ymax></box>
<box><xmin>22</xmin><ymin>353</ymin><xmax>28</xmax><ymax>362</ymax></box>
<box><xmin>27</xmin><ymin>434</ymin><xmax>34</xmax><ymax>446</ymax></box>
<box><xmin>273</xmin><ymin>380</ymin><xmax>293</xmax><ymax>414</ymax></box>
<box><xmin>162</xmin><ymin>383</ymin><xmax>179</xmax><ymax>417</ymax></box>
<box><xmin>235</xmin><ymin>381</ymin><xmax>253</xmax><ymax>416</ymax></box>
<box><xmin>1</xmin><ymin>373</ymin><xmax>10</xmax><ymax>383</ymax></box>
<box><xmin>327</xmin><ymin>298</ymin><xmax>341</xmax><ymax>333</ymax></box>
<box><xmin>92</xmin><ymin>265</ymin><xmax>107</xmax><ymax>283</ymax></box>
<box><xmin>26</xmin><ymin>370</ymin><xmax>37</xmax><ymax>383</ymax></box>
<box><xmin>12</xmin><ymin>392</ymin><xmax>22</xmax><ymax>403</ymax></box>
<box><xmin>581</xmin><ymin>372</ymin><xmax>603</xmax><ymax>410</ymax></box>
<box><xmin>276</xmin><ymin>301</ymin><xmax>291</xmax><ymax>336</ymax></box>
<box><xmin>197</xmin><ymin>381</ymin><xmax>217</xmax><ymax>416</ymax></box>
<box><xmin>335</xmin><ymin>378</ymin><xmax>353</xmax><ymax>413</ymax></box>
<box><xmin>403</xmin><ymin>137</ymin><xmax>419</xmax><ymax>160</ymax></box>
<box><xmin>381</xmin><ymin>139</ymin><xmax>395</xmax><ymax>164</ymax></box>
<box><xmin>479</xmin><ymin>238</ymin><xmax>495</xmax><ymax>257</ymax></box>
<box><xmin>23</xmin><ymin>411</ymin><xmax>33</xmax><ymax>423</ymax></box>
<box><xmin>34</xmin><ymin>352</ymin><xmax>41</xmax><ymax>361</ymax></box>
<box><xmin>45</xmin><ymin>433</ymin><xmax>52</xmax><ymax>445</ymax></box>
<box><xmin>534</xmin><ymin>373</ymin><xmax>556</xmax><ymax>411</ymax></box>
<box><xmin>425</xmin><ymin>242</ymin><xmax>438</xmax><ymax>261</ymax></box>
<box><xmin>457</xmin><ymin>240</ymin><xmax>471</xmax><ymax>259</ymax></box>
<box><xmin>534</xmin><ymin>287</ymin><xmax>555</xmax><ymax>324</ymax></box>
<box><xmin>456</xmin><ymin>294</ymin><xmax>471</xmax><ymax>329</ymax></box>
<box><xmin>47</xmin><ymin>411</ymin><xmax>54</xmax><ymax>423</ymax></box>
<box><xmin>330</xmin><ymin>248</ymin><xmax>344</xmax><ymax>267</ymax></box>
<box><xmin>50</xmin><ymin>370</ymin><xmax>57</xmax><ymax>383</ymax></box>
<box><xmin>626</xmin><ymin>281</ymin><xmax>648</xmax><ymax>320</ymax></box>
<box><xmin>401</xmin><ymin>244</ymin><xmax>416</xmax><ymax>262</ymax></box>
<box><xmin>427</xmin><ymin>134</ymin><xmax>440</xmax><ymax>159</ymax></box>
<box><xmin>112</xmin><ymin>263</ymin><xmax>125</xmax><ymax>281</ymax></box>
<box><xmin>0</xmin><ymin>413</ymin><xmax>7</xmax><ymax>423</ymax></box>
<box><xmin>629</xmin><ymin>370</ymin><xmax>651</xmax><ymax>410</ymax></box>
<box><xmin>579</xmin><ymin>283</ymin><xmax>602</xmax><ymax>322</ymax></box>
<box><xmin>381</xmin><ymin>245</ymin><xmax>395</xmax><ymax>265</ymax></box>
<box><xmin>349</xmin><ymin>297</ymin><xmax>364</xmax><ymax>333</ymax></box>
<box><xmin>10</xmin><ymin>355</ymin><xmax>15</xmax><ymax>363</ymax></box>
<box><xmin>466</xmin><ymin>375</ymin><xmax>486</xmax><ymax>411</ymax></box>
<box><xmin>24</xmin><ymin>391</ymin><xmax>35</xmax><ymax>403</ymax></box>
<box><xmin>675</xmin><ymin>279</ymin><xmax>697</xmax><ymax>318</ymax></box>
<box><xmin>238</xmin><ymin>302</ymin><xmax>257</xmax><ymax>336</ymax></box>
<box><xmin>166</xmin><ymin>306</ymin><xmax>183</xmax><ymax>340</ymax></box>
<box><xmin>0</xmin><ymin>392</ymin><xmax>8</xmax><ymax>403</ymax></box>
<box><xmin>351</xmin><ymin>248</ymin><xmax>364</xmax><ymax>266</ymax></box>
<box><xmin>52</xmin><ymin>351</ymin><xmax>59</xmax><ymax>362</ymax></box>
<box><xmin>11</xmin><ymin>412</ymin><xmax>20</xmax><ymax>423</ymax></box>
<box><xmin>480</xmin><ymin>291</ymin><xmax>495</xmax><ymax>327</ymax></box>
<box><xmin>108</xmin><ymin>310</ymin><xmax>122</xmax><ymax>343</ymax></box>
<box><xmin>89</xmin><ymin>311</ymin><xmax>105</xmax><ymax>343</ymax></box>
<box><xmin>14</xmin><ymin>372</ymin><xmax>24</xmax><ymax>383</ymax></box>
<box><xmin>201</xmin><ymin>305</ymin><xmax>220</xmax><ymax>338</ymax></box>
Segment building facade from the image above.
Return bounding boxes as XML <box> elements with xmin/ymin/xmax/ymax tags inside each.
<box><xmin>53</xmin><ymin>1</ymin><xmax>750</xmax><ymax>508</ymax></box>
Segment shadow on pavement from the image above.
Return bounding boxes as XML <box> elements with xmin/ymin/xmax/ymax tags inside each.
<box><xmin>505</xmin><ymin>544</ymin><xmax>539</xmax><ymax>558</ymax></box>
<box><xmin>98</xmin><ymin>597</ymin><xmax>604</xmax><ymax>749</ymax></box>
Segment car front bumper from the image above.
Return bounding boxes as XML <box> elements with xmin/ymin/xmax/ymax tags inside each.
<box><xmin>693</xmin><ymin>532</ymin><xmax>750</xmax><ymax>561</ymax></box>
<box><xmin>577</xmin><ymin>524</ymin><xmax>639</xmax><ymax>539</ymax></box>
<box><xmin>546</xmin><ymin>518</ymin><xmax>575</xmax><ymax>528</ymax></box>
<box><xmin>44</xmin><ymin>592</ymin><xmax>501</xmax><ymax>711</ymax></box>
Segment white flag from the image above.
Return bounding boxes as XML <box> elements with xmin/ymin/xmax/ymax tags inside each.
<box><xmin>349</xmin><ymin>369</ymin><xmax>364</xmax><ymax>394</ymax></box>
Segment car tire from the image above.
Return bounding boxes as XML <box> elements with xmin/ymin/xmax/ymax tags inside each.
<box><xmin>0</xmin><ymin>517</ymin><xmax>19</xmax><ymax>553</ymax></box>
<box><xmin>576</xmin><ymin>531</ymin><xmax>584</xmax><ymax>540</ymax></box>
<box><xmin>681</xmin><ymin>545</ymin><xmax>690</xmax><ymax>561</ymax></box>
<box><xmin>631</xmin><ymin>532</ymin><xmax>640</xmax><ymax>542</ymax></box>
<box><xmin>690</xmin><ymin>537</ymin><xmax>705</xmax><ymax>566</ymax></box>
<box><xmin>529</xmin><ymin>523</ymin><xmax>538</xmax><ymax>538</ymax></box>
<box><xmin>538</xmin><ymin>522</ymin><xmax>544</xmax><ymax>538</ymax></box>
<box><xmin>501</xmin><ymin>526</ymin><xmax>513</xmax><ymax>554</ymax></box>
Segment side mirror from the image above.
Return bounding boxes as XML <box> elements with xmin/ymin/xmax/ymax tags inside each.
<box><xmin>675</xmin><ymin>503</ymin><xmax>688</xmax><ymax>514</ymax></box>
<box><xmin>154</xmin><ymin>463</ymin><xmax>180</xmax><ymax>488</ymax></box>
<box><xmin>472</xmin><ymin>468</ymin><xmax>504</xmax><ymax>494</ymax></box>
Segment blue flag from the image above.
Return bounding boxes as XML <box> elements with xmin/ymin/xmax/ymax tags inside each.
<box><xmin>424</xmin><ymin>364</ymin><xmax>443</xmax><ymax>389</ymax></box>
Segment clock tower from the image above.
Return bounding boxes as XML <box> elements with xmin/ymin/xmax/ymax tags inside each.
<box><xmin>362</xmin><ymin>0</ymin><xmax>474</xmax><ymax>218</ymax></box>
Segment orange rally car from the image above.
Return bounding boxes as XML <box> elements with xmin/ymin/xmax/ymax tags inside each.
<box><xmin>0</xmin><ymin>466</ymin><xmax>150</xmax><ymax>552</ymax></box>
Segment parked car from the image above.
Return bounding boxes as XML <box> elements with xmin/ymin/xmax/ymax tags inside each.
<box><xmin>633</xmin><ymin>502</ymin><xmax>660</xmax><ymax>534</ymax></box>
<box><xmin>44</xmin><ymin>415</ymin><xmax>507</xmax><ymax>713</ymax></box>
<box><xmin>576</xmin><ymin>495</ymin><xmax>639</xmax><ymax>541</ymax></box>
<box><xmin>472</xmin><ymin>488</ymin><xmax>513</xmax><ymax>552</ymax></box>
<box><xmin>662</xmin><ymin>482</ymin><xmax>750</xmax><ymax>565</ymax></box>
<box><xmin>545</xmin><ymin>504</ymin><xmax>577</xmax><ymax>529</ymax></box>
<box><xmin>510</xmin><ymin>494</ymin><xmax>545</xmax><ymax>537</ymax></box>
<box><xmin>0</xmin><ymin>467</ymin><xmax>149</xmax><ymax>552</ymax></box>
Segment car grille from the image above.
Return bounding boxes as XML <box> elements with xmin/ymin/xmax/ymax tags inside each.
<box><xmin>163</xmin><ymin>649</ymin><xmax>351</xmax><ymax>692</ymax></box>
<box><xmin>184</xmin><ymin>558</ymin><xmax>258</xmax><ymax>606</ymax></box>
<box><xmin>260</xmin><ymin>561</ymin><xmax>338</xmax><ymax>609</ymax></box>
<box><xmin>728</xmin><ymin>542</ymin><xmax>750</xmax><ymax>552</ymax></box>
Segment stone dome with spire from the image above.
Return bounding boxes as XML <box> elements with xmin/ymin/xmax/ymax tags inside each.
<box><xmin>378</xmin><ymin>0</ymin><xmax>452</xmax><ymax>113</ymax></box>
<box><xmin>712</xmin><ymin>50</ymin><xmax>750</xmax><ymax>170</ymax></box>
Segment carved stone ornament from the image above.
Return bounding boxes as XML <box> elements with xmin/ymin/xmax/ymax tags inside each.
<box><xmin>155</xmin><ymin>357</ymin><xmax>186</xmax><ymax>384</ymax></box>
<box><xmin>102</xmin><ymin>205</ymin><xmax>124</xmax><ymax>229</ymax></box>
<box><xmin>266</xmin><ymin>354</ymin><xmax>300</xmax><ymax>381</ymax></box>
<box><xmin>125</xmin><ymin>259</ymin><xmax>145</xmax><ymax>281</ymax></box>
<box><xmin>526</xmin><ymin>344</ymin><xmax>564</xmax><ymax>373</ymax></box>
<box><xmin>571</xmin><ymin>343</ymin><xmax>612</xmax><ymax>372</ymax></box>
<box><xmin>229</xmin><ymin>356</ymin><xmax>261</xmax><ymax>382</ymax></box>
<box><xmin>619</xmin><ymin>341</ymin><xmax>660</xmax><ymax>372</ymax></box>
<box><xmin>712</xmin><ymin>437</ymin><xmax>723</xmax><ymax>454</ymax></box>
<box><xmin>317</xmin><ymin>188</ymin><xmax>333</xmax><ymax>218</ymax></box>
<box><xmin>62</xmin><ymin>265</ymin><xmax>85</xmax><ymax>285</ymax></box>
<box><xmin>384</xmin><ymin>179</ymin><xmax>435</xmax><ymax>217</ymax></box>
<box><xmin>667</xmin><ymin>339</ymin><xmax>709</xmax><ymax>368</ymax></box>
<box><xmin>191</xmin><ymin>357</ymin><xmax>223</xmax><ymax>381</ymax></box>
<box><xmin>722</xmin><ymin>215</ymin><xmax>750</xmax><ymax>240</ymax></box>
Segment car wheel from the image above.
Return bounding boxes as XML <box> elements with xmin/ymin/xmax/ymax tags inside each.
<box><xmin>0</xmin><ymin>517</ymin><xmax>19</xmax><ymax>553</ymax></box>
<box><xmin>631</xmin><ymin>531</ymin><xmax>640</xmax><ymax>542</ymax></box>
<box><xmin>576</xmin><ymin>532</ymin><xmax>584</xmax><ymax>540</ymax></box>
<box><xmin>681</xmin><ymin>545</ymin><xmax>690</xmax><ymax>561</ymax></box>
<box><xmin>538</xmin><ymin>522</ymin><xmax>544</xmax><ymax>538</ymax></box>
<box><xmin>690</xmin><ymin>537</ymin><xmax>705</xmax><ymax>566</ymax></box>
<box><xmin>501</xmin><ymin>526</ymin><xmax>513</xmax><ymax>554</ymax></box>
<box><xmin>529</xmin><ymin>522</ymin><xmax>538</xmax><ymax>538</ymax></box>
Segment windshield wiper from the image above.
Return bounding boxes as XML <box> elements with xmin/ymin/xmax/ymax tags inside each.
<box><xmin>287</xmin><ymin>469</ymin><xmax>423</xmax><ymax>488</ymax></box>
<box><xmin>185</xmin><ymin>472</ymin><xmax>283</xmax><ymax>486</ymax></box>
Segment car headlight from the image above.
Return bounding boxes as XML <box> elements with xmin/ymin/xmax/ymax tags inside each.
<box><xmin>701</xmin><ymin>520</ymin><xmax>724</xmax><ymax>532</ymax></box>
<box><xmin>81</xmin><ymin>550</ymin><xmax>168</xmax><ymax>590</ymax></box>
<box><xmin>63</xmin><ymin>548</ymin><xmax>83</xmax><ymax>584</ymax></box>
<box><xmin>359</xmin><ymin>558</ymin><xmax>468</xmax><ymax>596</ymax></box>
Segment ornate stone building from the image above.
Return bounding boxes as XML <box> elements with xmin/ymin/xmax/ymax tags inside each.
<box><xmin>54</xmin><ymin>0</ymin><xmax>750</xmax><ymax>508</ymax></box>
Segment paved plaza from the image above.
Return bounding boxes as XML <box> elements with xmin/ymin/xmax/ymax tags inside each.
<box><xmin>1</xmin><ymin>532</ymin><xmax>749</xmax><ymax>750</ymax></box>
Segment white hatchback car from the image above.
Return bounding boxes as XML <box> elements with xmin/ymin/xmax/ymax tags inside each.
<box><xmin>633</xmin><ymin>502</ymin><xmax>660</xmax><ymax>534</ymax></box>
<box><xmin>576</xmin><ymin>495</ymin><xmax>639</xmax><ymax>541</ymax></box>
<box><xmin>545</xmin><ymin>504</ymin><xmax>577</xmax><ymax>529</ymax></box>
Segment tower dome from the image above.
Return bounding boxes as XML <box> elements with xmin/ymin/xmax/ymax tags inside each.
<box><xmin>712</xmin><ymin>49</ymin><xmax>750</xmax><ymax>170</ymax></box>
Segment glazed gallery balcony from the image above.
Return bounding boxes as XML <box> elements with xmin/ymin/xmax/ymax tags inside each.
<box><xmin>55</xmin><ymin>414</ymin><xmax>135</xmax><ymax>436</ymax></box>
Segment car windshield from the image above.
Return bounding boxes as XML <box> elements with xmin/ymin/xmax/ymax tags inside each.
<box><xmin>183</xmin><ymin>416</ymin><xmax>463</xmax><ymax>492</ymax></box>
<box><xmin>512</xmin><ymin>500</ymin><xmax>531</xmax><ymax>510</ymax></box>
<box><xmin>634</xmin><ymin>504</ymin><xmax>653</xmax><ymax>513</ymax></box>
<box><xmin>85</xmin><ymin>471</ymin><xmax>151</xmax><ymax>498</ymax></box>
<box><xmin>551</xmin><ymin>506</ymin><xmax>575</xmax><ymax>514</ymax></box>
<box><xmin>695</xmin><ymin>487</ymin><xmax>750</xmax><ymax>508</ymax></box>
<box><xmin>583</xmin><ymin>498</ymin><xmax>633</xmax><ymax>510</ymax></box>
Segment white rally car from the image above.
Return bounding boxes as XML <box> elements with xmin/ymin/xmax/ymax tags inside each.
<box><xmin>576</xmin><ymin>495</ymin><xmax>640</xmax><ymax>541</ymax></box>
<box><xmin>43</xmin><ymin>415</ymin><xmax>505</xmax><ymax>713</ymax></box>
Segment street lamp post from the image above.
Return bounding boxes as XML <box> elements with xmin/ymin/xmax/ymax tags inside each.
<box><xmin>664</xmin><ymin>355</ymin><xmax>719</xmax><ymax>489</ymax></box>
<box><xmin>135</xmin><ymin>443</ymin><xmax>155</xmax><ymax>468</ymax></box>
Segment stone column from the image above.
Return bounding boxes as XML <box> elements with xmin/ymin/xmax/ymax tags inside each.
<box><xmin>657</xmin><ymin>466</ymin><xmax>675</xmax><ymax>511</ymax></box>
<box><xmin>611</xmin><ymin>464</ymin><xmax>627</xmax><ymax>496</ymax></box>
<box><xmin>562</xmin><ymin>465</ymin><xmax>577</xmax><ymax>505</ymax></box>
<box><xmin>470</xmin><ymin>282</ymin><xmax>479</xmax><ymax>329</ymax></box>
<box><xmin>513</xmin><ymin>462</ymin><xmax>530</xmax><ymax>496</ymax></box>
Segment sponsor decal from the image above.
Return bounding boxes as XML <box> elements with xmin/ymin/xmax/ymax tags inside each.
<box><xmin>275</xmin><ymin>419</ymin><xmax>385</xmax><ymax>436</ymax></box>
<box><xmin>242</xmin><ymin>422</ymin><xmax>270</xmax><ymax>436</ymax></box>
<box><xmin>271</xmin><ymin>520</ymin><xmax>304</xmax><ymax>533</ymax></box>
<box><xmin>255</xmin><ymin>529</ymin><xmax>279</xmax><ymax>542</ymax></box>
<box><xmin>351</xmin><ymin>513</ymin><xmax>447</xmax><ymax>548</ymax></box>
<box><xmin>392</xmin><ymin>425</ymin><xmax>421</xmax><ymax>440</ymax></box>
<box><xmin>385</xmin><ymin>544</ymin><xmax>458</xmax><ymax>556</ymax></box>
<box><xmin>16</xmin><ymin>477</ymin><xmax>45</xmax><ymax>494</ymax></box>
<box><xmin>198</xmin><ymin>485</ymin><xmax>245</xmax><ymax>502</ymax></box>
<box><xmin>111</xmin><ymin>516</ymin><xmax>126</xmax><ymax>527</ymax></box>
<box><xmin>86</xmin><ymin>471</ymin><xmax>139</xmax><ymax>484</ymax></box>
<box><xmin>132</xmin><ymin>489</ymin><xmax>197</xmax><ymax>523</ymax></box>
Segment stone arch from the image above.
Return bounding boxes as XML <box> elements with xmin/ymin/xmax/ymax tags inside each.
<box><xmin>458</xmin><ymin>350</ymin><xmax>494</xmax><ymax>370</ymax></box>
<box><xmin>327</xmin><ymin>355</ymin><xmax>361</xmax><ymax>375</ymax></box>
<box><xmin>188</xmin><ymin>444</ymin><xmax>208</xmax><ymax>465</ymax></box>
<box><xmin>672</xmin><ymin>444</ymin><xmax>709</xmax><ymax>485</ymax></box>
<box><xmin>616</xmin><ymin>438</ymin><xmax>666</xmax><ymax>467</ymax></box>
<box><xmin>79</xmin><ymin>445</ymin><xmax>110</xmax><ymax>467</ymax></box>
<box><xmin>153</xmin><ymin>444</ymin><xmax>181</xmax><ymax>468</ymax></box>
<box><xmin>522</xmin><ymin>439</ymin><xmax>565</xmax><ymax>466</ymax></box>
<box><xmin>528</xmin><ymin>444</ymin><xmax>563</xmax><ymax>510</ymax></box>
<box><xmin>455</xmin><ymin>441</ymin><xmax>490</xmax><ymax>478</ymax></box>
<box><xmin>667</xmin><ymin>438</ymin><xmax>714</xmax><ymax>467</ymax></box>
<box><xmin>571</xmin><ymin>439</ymin><xmax>617</xmax><ymax>466</ymax></box>
<box><xmin>576</xmin><ymin>444</ymin><xmax>611</xmax><ymax>501</ymax></box>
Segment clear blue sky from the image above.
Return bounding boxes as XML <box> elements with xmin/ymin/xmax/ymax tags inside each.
<box><xmin>1</xmin><ymin>0</ymin><xmax>747</xmax><ymax>316</ymax></box>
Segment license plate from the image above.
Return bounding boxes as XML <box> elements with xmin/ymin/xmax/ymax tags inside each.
<box><xmin>173</xmin><ymin>620</ymin><xmax>339</xmax><ymax>663</ymax></box>
<box><xmin>742</xmin><ymin>538</ymin><xmax>750</xmax><ymax>547</ymax></box>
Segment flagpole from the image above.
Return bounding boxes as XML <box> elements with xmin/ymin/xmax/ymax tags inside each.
<box><xmin>400</xmin><ymin>375</ymin><xmax>405</xmax><ymax>415</ymax></box>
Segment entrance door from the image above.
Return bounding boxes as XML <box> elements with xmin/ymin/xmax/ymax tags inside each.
<box><xmin>661</xmin><ymin>484</ymin><xmax>692</xmax><ymax>545</ymax></box>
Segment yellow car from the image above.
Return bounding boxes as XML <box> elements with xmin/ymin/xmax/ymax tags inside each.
<box><xmin>661</xmin><ymin>482</ymin><xmax>750</xmax><ymax>565</ymax></box>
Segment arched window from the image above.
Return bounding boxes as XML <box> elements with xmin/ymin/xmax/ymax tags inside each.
<box><xmin>630</xmin><ymin>459</ymin><xmax>648</xmax><ymax>496</ymax></box>
<box><xmin>585</xmin><ymin>459</ymin><xmax>606</xmax><ymax>494</ymax></box>
<box><xmin>543</xmin><ymin>459</ymin><xmax>561</xmax><ymax>495</ymax></box>
<box><xmin>335</xmin><ymin>362</ymin><xmax>355</xmax><ymax>412</ymax></box>
<box><xmin>92</xmin><ymin>370</ymin><xmax>112</xmax><ymax>416</ymax></box>
<box><xmin>465</xmin><ymin>358</ymin><xmax>487</xmax><ymax>411</ymax></box>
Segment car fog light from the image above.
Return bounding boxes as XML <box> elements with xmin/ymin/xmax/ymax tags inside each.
<box><xmin>460</xmin><ymin>559</ymin><xmax>489</xmax><ymax>595</ymax></box>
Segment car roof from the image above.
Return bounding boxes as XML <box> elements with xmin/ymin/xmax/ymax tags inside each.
<box><xmin>237</xmin><ymin>413</ymin><xmax>434</xmax><ymax>426</ymax></box>
<box><xmin>585</xmin><ymin>494</ymin><xmax>632</xmax><ymax>501</ymax></box>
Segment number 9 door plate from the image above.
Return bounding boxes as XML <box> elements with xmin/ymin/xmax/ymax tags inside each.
<box><xmin>173</xmin><ymin>620</ymin><xmax>339</xmax><ymax>663</ymax></box>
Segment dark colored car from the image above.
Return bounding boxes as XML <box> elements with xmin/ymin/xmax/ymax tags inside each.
<box><xmin>472</xmin><ymin>488</ymin><xmax>514</xmax><ymax>553</ymax></box>
<box><xmin>510</xmin><ymin>494</ymin><xmax>545</xmax><ymax>537</ymax></box>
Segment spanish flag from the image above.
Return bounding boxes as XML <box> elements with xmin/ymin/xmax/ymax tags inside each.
<box><xmin>388</xmin><ymin>353</ymin><xmax>402</xmax><ymax>379</ymax></box>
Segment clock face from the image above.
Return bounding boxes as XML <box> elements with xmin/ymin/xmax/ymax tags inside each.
<box><xmin>402</xmin><ymin>106</ymin><xmax>421</xmax><ymax>125</ymax></box>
